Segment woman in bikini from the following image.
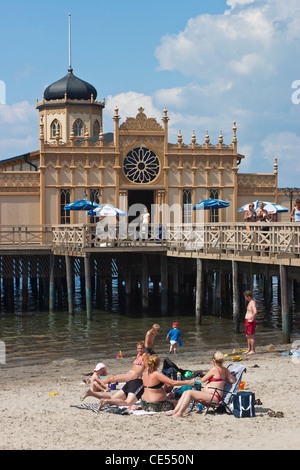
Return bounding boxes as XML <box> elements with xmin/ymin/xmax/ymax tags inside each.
<box><xmin>244</xmin><ymin>203</ymin><xmax>256</xmax><ymax>231</ymax></box>
<box><xmin>81</xmin><ymin>341</ymin><xmax>146</xmax><ymax>402</ymax></box>
<box><xmin>166</xmin><ymin>351</ymin><xmax>235</xmax><ymax>418</ymax></box>
<box><xmin>140</xmin><ymin>354</ymin><xmax>195</xmax><ymax>412</ymax></box>
<box><xmin>101</xmin><ymin>341</ymin><xmax>146</xmax><ymax>386</ymax></box>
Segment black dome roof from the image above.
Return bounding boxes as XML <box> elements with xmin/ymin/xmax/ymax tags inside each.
<box><xmin>44</xmin><ymin>67</ymin><xmax>97</xmax><ymax>101</ymax></box>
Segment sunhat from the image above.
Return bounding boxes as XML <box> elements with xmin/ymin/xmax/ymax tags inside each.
<box><xmin>94</xmin><ymin>362</ymin><xmax>107</xmax><ymax>372</ymax></box>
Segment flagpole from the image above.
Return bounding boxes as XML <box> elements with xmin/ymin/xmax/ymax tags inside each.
<box><xmin>68</xmin><ymin>13</ymin><xmax>72</xmax><ymax>72</ymax></box>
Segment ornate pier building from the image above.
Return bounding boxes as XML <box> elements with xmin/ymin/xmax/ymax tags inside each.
<box><xmin>0</xmin><ymin>66</ymin><xmax>281</xmax><ymax>226</ymax></box>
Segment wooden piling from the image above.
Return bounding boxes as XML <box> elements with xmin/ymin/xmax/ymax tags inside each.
<box><xmin>141</xmin><ymin>254</ymin><xmax>149</xmax><ymax>310</ymax></box>
<box><xmin>280</xmin><ymin>264</ymin><xmax>290</xmax><ymax>343</ymax></box>
<box><xmin>195</xmin><ymin>258</ymin><xmax>203</xmax><ymax>324</ymax></box>
<box><xmin>49</xmin><ymin>254</ymin><xmax>55</xmax><ymax>313</ymax></box>
<box><xmin>160</xmin><ymin>255</ymin><xmax>168</xmax><ymax>314</ymax></box>
<box><xmin>173</xmin><ymin>262</ymin><xmax>179</xmax><ymax>309</ymax></box>
<box><xmin>232</xmin><ymin>260</ymin><xmax>240</xmax><ymax>333</ymax></box>
<box><xmin>65</xmin><ymin>254</ymin><xmax>74</xmax><ymax>315</ymax></box>
<box><xmin>84</xmin><ymin>254</ymin><xmax>92</xmax><ymax>319</ymax></box>
<box><xmin>215</xmin><ymin>268</ymin><xmax>221</xmax><ymax>316</ymax></box>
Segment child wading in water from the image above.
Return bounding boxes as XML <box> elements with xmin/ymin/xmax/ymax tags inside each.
<box><xmin>166</xmin><ymin>322</ymin><xmax>182</xmax><ymax>354</ymax></box>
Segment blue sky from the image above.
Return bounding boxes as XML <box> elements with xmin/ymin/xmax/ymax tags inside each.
<box><xmin>0</xmin><ymin>0</ymin><xmax>299</xmax><ymax>187</ymax></box>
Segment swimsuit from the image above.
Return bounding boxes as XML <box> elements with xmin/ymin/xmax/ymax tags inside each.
<box><xmin>207</xmin><ymin>367</ymin><xmax>225</xmax><ymax>402</ymax></box>
<box><xmin>144</xmin><ymin>381</ymin><xmax>164</xmax><ymax>389</ymax></box>
<box><xmin>245</xmin><ymin>319</ymin><xmax>257</xmax><ymax>335</ymax></box>
<box><xmin>140</xmin><ymin>398</ymin><xmax>174</xmax><ymax>412</ymax></box>
<box><xmin>126</xmin><ymin>356</ymin><xmax>144</xmax><ymax>377</ymax></box>
<box><xmin>132</xmin><ymin>357</ymin><xmax>143</xmax><ymax>366</ymax></box>
<box><xmin>122</xmin><ymin>379</ymin><xmax>144</xmax><ymax>399</ymax></box>
<box><xmin>145</xmin><ymin>347</ymin><xmax>155</xmax><ymax>355</ymax></box>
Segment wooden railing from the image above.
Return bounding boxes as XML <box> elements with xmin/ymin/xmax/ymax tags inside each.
<box><xmin>51</xmin><ymin>222</ymin><xmax>300</xmax><ymax>257</ymax></box>
<box><xmin>0</xmin><ymin>225</ymin><xmax>52</xmax><ymax>247</ymax></box>
<box><xmin>0</xmin><ymin>223</ymin><xmax>299</xmax><ymax>262</ymax></box>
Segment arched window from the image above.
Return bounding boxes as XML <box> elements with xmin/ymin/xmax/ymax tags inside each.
<box><xmin>210</xmin><ymin>189</ymin><xmax>219</xmax><ymax>222</ymax></box>
<box><xmin>183</xmin><ymin>189</ymin><xmax>192</xmax><ymax>223</ymax></box>
<box><xmin>73</xmin><ymin>119</ymin><xmax>84</xmax><ymax>137</ymax></box>
<box><xmin>51</xmin><ymin>119</ymin><xmax>61</xmax><ymax>138</ymax></box>
<box><xmin>93</xmin><ymin>120</ymin><xmax>100</xmax><ymax>138</ymax></box>
<box><xmin>60</xmin><ymin>189</ymin><xmax>71</xmax><ymax>224</ymax></box>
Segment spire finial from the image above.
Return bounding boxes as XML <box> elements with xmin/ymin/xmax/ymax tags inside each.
<box><xmin>68</xmin><ymin>13</ymin><xmax>73</xmax><ymax>72</ymax></box>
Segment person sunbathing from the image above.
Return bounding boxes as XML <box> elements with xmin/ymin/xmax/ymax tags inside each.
<box><xmin>101</xmin><ymin>341</ymin><xmax>146</xmax><ymax>385</ymax></box>
<box><xmin>166</xmin><ymin>351</ymin><xmax>236</xmax><ymax>418</ymax></box>
<box><xmin>140</xmin><ymin>354</ymin><xmax>195</xmax><ymax>412</ymax></box>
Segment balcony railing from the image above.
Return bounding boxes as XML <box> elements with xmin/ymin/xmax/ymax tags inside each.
<box><xmin>0</xmin><ymin>223</ymin><xmax>299</xmax><ymax>262</ymax></box>
<box><xmin>51</xmin><ymin>222</ymin><xmax>300</xmax><ymax>258</ymax></box>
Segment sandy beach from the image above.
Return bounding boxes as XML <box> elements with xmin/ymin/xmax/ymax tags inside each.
<box><xmin>0</xmin><ymin>343</ymin><xmax>299</xmax><ymax>451</ymax></box>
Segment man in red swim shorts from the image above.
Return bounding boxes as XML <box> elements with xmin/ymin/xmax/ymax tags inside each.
<box><xmin>244</xmin><ymin>290</ymin><xmax>257</xmax><ymax>355</ymax></box>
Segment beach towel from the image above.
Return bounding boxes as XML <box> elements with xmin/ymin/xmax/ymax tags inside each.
<box><xmin>71</xmin><ymin>403</ymin><xmax>129</xmax><ymax>415</ymax></box>
<box><xmin>70</xmin><ymin>402</ymin><xmax>165</xmax><ymax>415</ymax></box>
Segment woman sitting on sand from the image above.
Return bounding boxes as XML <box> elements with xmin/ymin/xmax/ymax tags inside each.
<box><xmin>140</xmin><ymin>355</ymin><xmax>195</xmax><ymax>412</ymax></box>
<box><xmin>166</xmin><ymin>351</ymin><xmax>236</xmax><ymax>418</ymax></box>
<box><xmin>101</xmin><ymin>341</ymin><xmax>146</xmax><ymax>386</ymax></box>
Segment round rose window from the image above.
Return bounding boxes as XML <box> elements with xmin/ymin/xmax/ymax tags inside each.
<box><xmin>123</xmin><ymin>146</ymin><xmax>160</xmax><ymax>183</ymax></box>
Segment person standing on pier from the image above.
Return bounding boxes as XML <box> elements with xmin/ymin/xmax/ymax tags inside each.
<box><xmin>140</xmin><ymin>207</ymin><xmax>150</xmax><ymax>239</ymax></box>
<box><xmin>290</xmin><ymin>198</ymin><xmax>300</xmax><ymax>222</ymax></box>
<box><xmin>244</xmin><ymin>291</ymin><xmax>257</xmax><ymax>355</ymax></box>
<box><xmin>244</xmin><ymin>203</ymin><xmax>256</xmax><ymax>231</ymax></box>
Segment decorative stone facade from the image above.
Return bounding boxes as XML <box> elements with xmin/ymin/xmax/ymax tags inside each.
<box><xmin>0</xmin><ymin>70</ymin><xmax>283</xmax><ymax>226</ymax></box>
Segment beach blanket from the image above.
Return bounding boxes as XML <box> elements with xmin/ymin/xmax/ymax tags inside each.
<box><xmin>71</xmin><ymin>403</ymin><xmax>130</xmax><ymax>415</ymax></box>
<box><xmin>70</xmin><ymin>403</ymin><xmax>163</xmax><ymax>415</ymax></box>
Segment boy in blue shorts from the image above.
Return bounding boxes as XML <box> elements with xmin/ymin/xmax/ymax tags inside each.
<box><xmin>166</xmin><ymin>322</ymin><xmax>182</xmax><ymax>354</ymax></box>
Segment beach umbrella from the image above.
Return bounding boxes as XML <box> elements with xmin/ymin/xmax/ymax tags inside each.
<box><xmin>193</xmin><ymin>198</ymin><xmax>230</xmax><ymax>210</ymax></box>
<box><xmin>238</xmin><ymin>200</ymin><xmax>288</xmax><ymax>214</ymax></box>
<box><xmin>87</xmin><ymin>204</ymin><xmax>128</xmax><ymax>217</ymax></box>
<box><xmin>64</xmin><ymin>199</ymin><xmax>101</xmax><ymax>211</ymax></box>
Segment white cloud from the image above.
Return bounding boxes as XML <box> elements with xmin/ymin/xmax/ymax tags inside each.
<box><xmin>0</xmin><ymin>81</ymin><xmax>6</xmax><ymax>104</ymax></box>
<box><xmin>226</xmin><ymin>0</ymin><xmax>255</xmax><ymax>8</ymax></box>
<box><xmin>0</xmin><ymin>101</ymin><xmax>38</xmax><ymax>160</ymax></box>
<box><xmin>229</xmin><ymin>53</ymin><xmax>273</xmax><ymax>75</ymax></box>
<box><xmin>104</xmin><ymin>92</ymin><xmax>162</xmax><ymax>125</ymax></box>
<box><xmin>0</xmin><ymin>101</ymin><xmax>36</xmax><ymax>125</ymax></box>
<box><xmin>261</xmin><ymin>131</ymin><xmax>300</xmax><ymax>186</ymax></box>
<box><xmin>152</xmin><ymin>0</ymin><xmax>300</xmax><ymax>186</ymax></box>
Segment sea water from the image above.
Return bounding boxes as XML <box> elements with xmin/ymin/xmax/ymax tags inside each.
<box><xmin>0</xmin><ymin>276</ymin><xmax>299</xmax><ymax>368</ymax></box>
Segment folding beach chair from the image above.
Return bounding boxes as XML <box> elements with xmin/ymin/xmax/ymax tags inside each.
<box><xmin>191</xmin><ymin>363</ymin><xmax>247</xmax><ymax>415</ymax></box>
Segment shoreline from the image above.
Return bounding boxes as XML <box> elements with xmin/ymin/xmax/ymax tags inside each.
<box><xmin>1</xmin><ymin>342</ymin><xmax>299</xmax><ymax>450</ymax></box>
